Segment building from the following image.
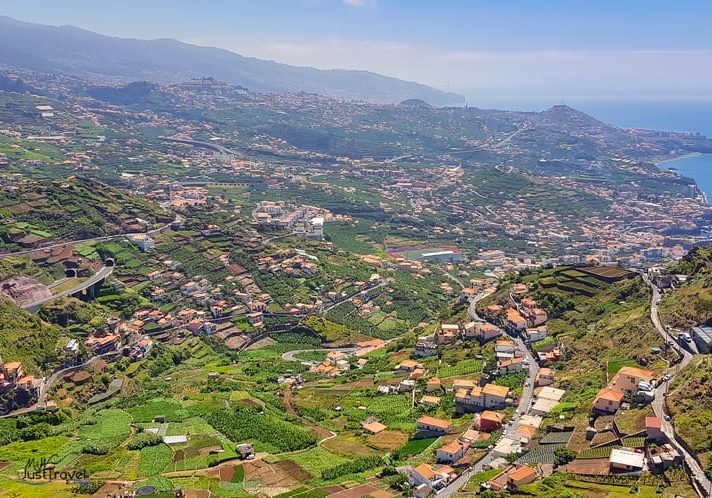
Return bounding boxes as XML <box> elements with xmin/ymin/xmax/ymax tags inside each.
<box><xmin>405</xmin><ymin>463</ymin><xmax>454</xmax><ymax>494</ymax></box>
<box><xmin>609</xmin><ymin>448</ymin><xmax>645</xmax><ymax>473</ymax></box>
<box><xmin>506</xmin><ymin>308</ymin><xmax>527</xmax><ymax>331</ymax></box>
<box><xmin>535</xmin><ymin>368</ymin><xmax>555</xmax><ymax>387</ymax></box>
<box><xmin>478</xmin><ymin>410</ymin><xmax>505</xmax><ymax>432</ymax></box>
<box><xmin>691</xmin><ymin>325</ymin><xmax>712</xmax><ymax>353</ymax></box>
<box><xmin>416</xmin><ymin>416</ymin><xmax>451</xmax><ymax>435</ymax></box>
<box><xmin>452</xmin><ymin>379</ymin><xmax>477</xmax><ymax>391</ymax></box>
<box><xmin>506</xmin><ymin>465</ymin><xmax>538</xmax><ymax>489</ymax></box>
<box><xmin>491</xmin><ymin>436</ymin><xmax>521</xmax><ymax>458</ymax></box>
<box><xmin>537</xmin><ymin>386</ymin><xmax>566</xmax><ymax>403</ymax></box>
<box><xmin>609</xmin><ymin>366</ymin><xmax>655</xmax><ymax>395</ymax></box>
<box><xmin>593</xmin><ymin>388</ymin><xmax>625</xmax><ymax>414</ymax></box>
<box><xmin>426</xmin><ymin>377</ymin><xmax>442</xmax><ymax>392</ymax></box>
<box><xmin>127</xmin><ymin>234</ymin><xmax>155</xmax><ymax>252</ymax></box>
<box><xmin>525</xmin><ymin>326</ymin><xmax>548</xmax><ymax>343</ymax></box>
<box><xmin>455</xmin><ymin>383</ymin><xmax>510</xmax><ymax>413</ymax></box>
<box><xmin>420</xmin><ymin>395</ymin><xmax>441</xmax><ymax>407</ymax></box>
<box><xmin>495</xmin><ymin>339</ymin><xmax>516</xmax><ymax>356</ymax></box>
<box><xmin>645</xmin><ymin>416</ymin><xmax>665</xmax><ymax>443</ymax></box>
<box><xmin>528</xmin><ymin>308</ymin><xmax>548</xmax><ymax>327</ymax></box>
<box><xmin>236</xmin><ymin>443</ymin><xmax>255</xmax><ymax>460</ymax></box>
<box><xmin>397</xmin><ymin>360</ymin><xmax>424</xmax><ymax>372</ymax></box>
<box><xmin>436</xmin><ymin>440</ymin><xmax>467</xmax><ymax>464</ymax></box>
<box><xmin>415</xmin><ymin>338</ymin><xmax>438</xmax><ymax>358</ymax></box>
<box><xmin>437</xmin><ymin>324</ymin><xmax>459</xmax><ymax>344</ymax></box>
<box><xmin>86</xmin><ymin>334</ymin><xmax>120</xmax><ymax>354</ymax></box>
<box><xmin>1</xmin><ymin>362</ymin><xmax>24</xmax><ymax>383</ymax></box>
<box><xmin>362</xmin><ymin>420</ymin><xmax>387</xmax><ymax>435</ymax></box>
<box><xmin>462</xmin><ymin>321</ymin><xmax>502</xmax><ymax>343</ymax></box>
<box><xmin>497</xmin><ymin>357</ymin><xmax>526</xmax><ymax>374</ymax></box>
<box><xmin>421</xmin><ymin>250</ymin><xmax>462</xmax><ymax>263</ymax></box>
<box><xmin>530</xmin><ymin>397</ymin><xmax>558</xmax><ymax>417</ymax></box>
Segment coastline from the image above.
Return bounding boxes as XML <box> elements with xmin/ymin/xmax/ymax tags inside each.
<box><xmin>655</xmin><ymin>152</ymin><xmax>711</xmax><ymax>207</ymax></box>
<box><xmin>655</xmin><ymin>152</ymin><xmax>703</xmax><ymax>166</ymax></box>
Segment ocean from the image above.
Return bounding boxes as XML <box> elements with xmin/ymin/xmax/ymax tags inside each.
<box><xmin>475</xmin><ymin>99</ymin><xmax>712</xmax><ymax>199</ymax></box>
<box><xmin>571</xmin><ymin>101</ymin><xmax>712</xmax><ymax>200</ymax></box>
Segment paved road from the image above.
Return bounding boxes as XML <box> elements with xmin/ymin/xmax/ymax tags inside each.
<box><xmin>159</xmin><ymin>136</ymin><xmax>241</xmax><ymax>156</ymax></box>
<box><xmin>0</xmin><ymin>352</ymin><xmax>119</xmax><ymax>418</ymax></box>
<box><xmin>645</xmin><ymin>276</ymin><xmax>710</xmax><ymax>497</ymax></box>
<box><xmin>281</xmin><ymin>347</ymin><xmax>358</xmax><ymax>362</ymax></box>
<box><xmin>320</xmin><ymin>280</ymin><xmax>389</xmax><ymax>313</ymax></box>
<box><xmin>0</xmin><ymin>217</ymin><xmax>178</xmax><ymax>259</ymax></box>
<box><xmin>438</xmin><ymin>285</ymin><xmax>538</xmax><ymax>497</ymax></box>
<box><xmin>23</xmin><ymin>265</ymin><xmax>114</xmax><ymax>312</ymax></box>
<box><xmin>467</xmin><ymin>287</ymin><xmax>496</xmax><ymax>322</ymax></box>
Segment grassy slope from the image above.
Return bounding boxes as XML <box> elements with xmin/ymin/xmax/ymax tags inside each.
<box><xmin>483</xmin><ymin>270</ymin><xmax>662</xmax><ymax>405</ymax></box>
<box><xmin>0</xmin><ymin>297</ymin><xmax>61</xmax><ymax>373</ymax></box>
<box><xmin>0</xmin><ymin>176</ymin><xmax>173</xmax><ymax>249</ymax></box>
<box><xmin>668</xmin><ymin>356</ymin><xmax>712</xmax><ymax>466</ymax></box>
<box><xmin>659</xmin><ymin>246</ymin><xmax>712</xmax><ymax>329</ymax></box>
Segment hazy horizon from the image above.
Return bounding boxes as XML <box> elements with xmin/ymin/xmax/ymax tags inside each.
<box><xmin>2</xmin><ymin>0</ymin><xmax>712</xmax><ymax>104</ymax></box>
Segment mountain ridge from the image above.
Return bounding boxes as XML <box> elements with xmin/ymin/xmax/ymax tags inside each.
<box><xmin>0</xmin><ymin>15</ymin><xmax>463</xmax><ymax>106</ymax></box>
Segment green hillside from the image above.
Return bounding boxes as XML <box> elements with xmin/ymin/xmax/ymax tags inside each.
<box><xmin>0</xmin><ymin>176</ymin><xmax>173</xmax><ymax>251</ymax></box>
<box><xmin>0</xmin><ymin>297</ymin><xmax>61</xmax><ymax>373</ymax></box>
<box><xmin>483</xmin><ymin>267</ymin><xmax>666</xmax><ymax>405</ymax></box>
<box><xmin>668</xmin><ymin>356</ymin><xmax>712</xmax><ymax>469</ymax></box>
<box><xmin>659</xmin><ymin>246</ymin><xmax>712</xmax><ymax>328</ymax></box>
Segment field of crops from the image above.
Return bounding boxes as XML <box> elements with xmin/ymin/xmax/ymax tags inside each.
<box><xmin>438</xmin><ymin>359</ymin><xmax>483</xmax><ymax>378</ymax></box>
<box><xmin>138</xmin><ymin>443</ymin><xmax>172</xmax><ymax>477</ymax></box>
<box><xmin>516</xmin><ymin>443</ymin><xmax>566</xmax><ymax>465</ymax></box>
<box><xmin>578</xmin><ymin>445</ymin><xmax>620</xmax><ymax>459</ymax></box>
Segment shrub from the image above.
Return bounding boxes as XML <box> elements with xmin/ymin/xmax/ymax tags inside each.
<box><xmin>128</xmin><ymin>432</ymin><xmax>163</xmax><ymax>450</ymax></box>
<box><xmin>321</xmin><ymin>456</ymin><xmax>384</xmax><ymax>480</ymax></box>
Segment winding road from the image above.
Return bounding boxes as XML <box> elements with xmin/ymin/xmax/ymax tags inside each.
<box><xmin>23</xmin><ymin>265</ymin><xmax>114</xmax><ymax>312</ymax></box>
<box><xmin>439</xmin><ymin>285</ymin><xmax>539</xmax><ymax>497</ymax></box>
<box><xmin>645</xmin><ymin>275</ymin><xmax>710</xmax><ymax>497</ymax></box>
<box><xmin>0</xmin><ymin>216</ymin><xmax>179</xmax><ymax>260</ymax></box>
<box><xmin>0</xmin><ymin>352</ymin><xmax>120</xmax><ymax>419</ymax></box>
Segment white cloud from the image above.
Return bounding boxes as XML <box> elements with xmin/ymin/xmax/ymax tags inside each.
<box><xmin>186</xmin><ymin>34</ymin><xmax>712</xmax><ymax>101</ymax></box>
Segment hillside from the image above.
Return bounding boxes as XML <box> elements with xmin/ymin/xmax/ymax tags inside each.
<box><xmin>482</xmin><ymin>267</ymin><xmax>666</xmax><ymax>404</ymax></box>
<box><xmin>0</xmin><ymin>297</ymin><xmax>60</xmax><ymax>373</ymax></box>
<box><xmin>659</xmin><ymin>246</ymin><xmax>712</xmax><ymax>328</ymax></box>
<box><xmin>0</xmin><ymin>16</ymin><xmax>462</xmax><ymax>106</ymax></box>
<box><xmin>668</xmin><ymin>356</ymin><xmax>712</xmax><ymax>469</ymax></box>
<box><xmin>662</xmin><ymin>250</ymin><xmax>712</xmax><ymax>471</ymax></box>
<box><xmin>0</xmin><ymin>176</ymin><xmax>173</xmax><ymax>251</ymax></box>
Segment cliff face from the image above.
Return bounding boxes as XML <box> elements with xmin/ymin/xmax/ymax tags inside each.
<box><xmin>0</xmin><ymin>275</ymin><xmax>52</xmax><ymax>307</ymax></box>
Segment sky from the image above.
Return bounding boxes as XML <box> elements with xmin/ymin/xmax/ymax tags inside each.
<box><xmin>2</xmin><ymin>0</ymin><xmax>712</xmax><ymax>106</ymax></box>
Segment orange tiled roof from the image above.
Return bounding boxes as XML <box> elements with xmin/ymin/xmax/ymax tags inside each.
<box><xmin>482</xmin><ymin>383</ymin><xmax>509</xmax><ymax>398</ymax></box>
<box><xmin>417</xmin><ymin>415</ymin><xmax>451</xmax><ymax>430</ymax></box>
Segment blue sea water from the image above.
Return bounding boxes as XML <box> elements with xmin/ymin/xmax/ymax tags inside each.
<box><xmin>658</xmin><ymin>153</ymin><xmax>712</xmax><ymax>200</ymax></box>
<box><xmin>570</xmin><ymin>101</ymin><xmax>712</xmax><ymax>199</ymax></box>
<box><xmin>491</xmin><ymin>100</ymin><xmax>712</xmax><ymax>199</ymax></box>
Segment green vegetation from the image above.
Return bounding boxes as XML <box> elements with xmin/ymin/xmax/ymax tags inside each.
<box><xmin>659</xmin><ymin>246</ymin><xmax>712</xmax><ymax>328</ymax></box>
<box><xmin>0</xmin><ymin>297</ymin><xmax>61</xmax><ymax>373</ymax></box>
<box><xmin>321</xmin><ymin>455</ymin><xmax>384</xmax><ymax>480</ymax></box>
<box><xmin>206</xmin><ymin>407</ymin><xmax>317</xmax><ymax>452</ymax></box>
<box><xmin>0</xmin><ymin>176</ymin><xmax>172</xmax><ymax>250</ymax></box>
<box><xmin>668</xmin><ymin>356</ymin><xmax>712</xmax><ymax>464</ymax></box>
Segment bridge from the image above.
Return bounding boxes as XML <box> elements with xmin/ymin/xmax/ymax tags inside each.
<box><xmin>23</xmin><ymin>264</ymin><xmax>114</xmax><ymax>313</ymax></box>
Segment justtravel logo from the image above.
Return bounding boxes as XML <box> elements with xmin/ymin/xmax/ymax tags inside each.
<box><xmin>21</xmin><ymin>453</ymin><xmax>88</xmax><ymax>482</ymax></box>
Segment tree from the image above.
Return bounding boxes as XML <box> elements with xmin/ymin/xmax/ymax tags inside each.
<box><xmin>554</xmin><ymin>447</ymin><xmax>577</xmax><ymax>466</ymax></box>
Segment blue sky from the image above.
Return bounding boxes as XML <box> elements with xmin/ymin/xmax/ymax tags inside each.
<box><xmin>2</xmin><ymin>0</ymin><xmax>712</xmax><ymax>105</ymax></box>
